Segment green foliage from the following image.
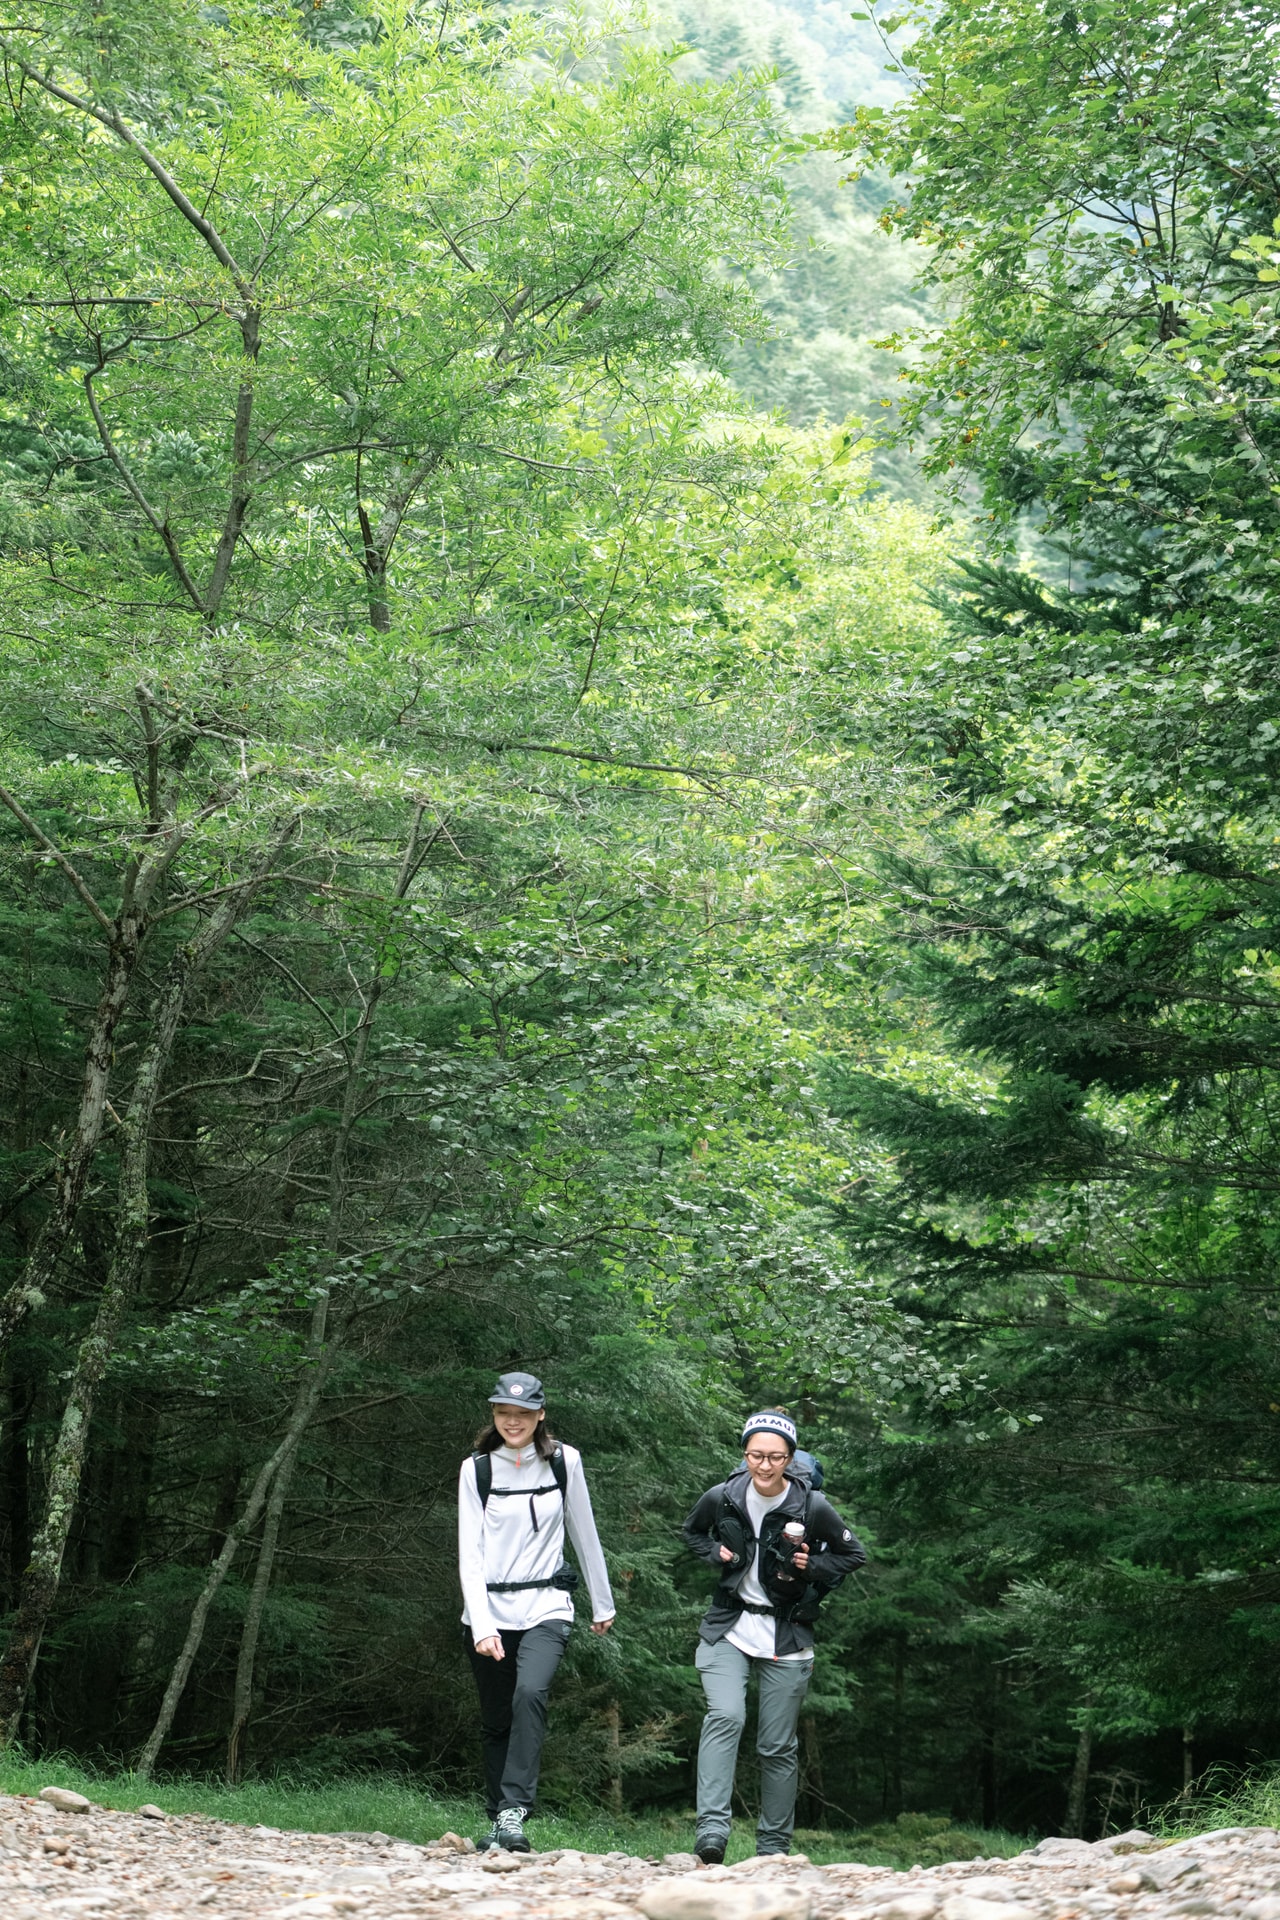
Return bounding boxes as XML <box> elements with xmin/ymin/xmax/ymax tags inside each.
<box><xmin>0</xmin><ymin>0</ymin><xmax>962</xmax><ymax>1825</ymax></box>
<box><xmin>814</xmin><ymin>0</ymin><xmax>1280</xmax><ymax>1838</ymax></box>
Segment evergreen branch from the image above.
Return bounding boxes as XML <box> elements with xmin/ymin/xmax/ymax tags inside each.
<box><xmin>0</xmin><ymin>785</ymin><xmax>112</xmax><ymax>932</ymax></box>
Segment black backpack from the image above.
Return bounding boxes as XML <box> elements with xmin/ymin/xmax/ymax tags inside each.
<box><xmin>471</xmin><ymin>1444</ymin><xmax>579</xmax><ymax>1593</ymax></box>
<box><xmin>472</xmin><ymin>1443</ymin><xmax>567</xmax><ymax>1524</ymax></box>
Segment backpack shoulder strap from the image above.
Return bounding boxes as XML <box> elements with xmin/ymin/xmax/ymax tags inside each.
<box><xmin>551</xmin><ymin>1444</ymin><xmax>568</xmax><ymax>1499</ymax></box>
<box><xmin>472</xmin><ymin>1450</ymin><xmax>492</xmax><ymax>1509</ymax></box>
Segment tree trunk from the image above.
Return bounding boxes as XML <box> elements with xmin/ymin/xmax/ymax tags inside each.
<box><xmin>981</xmin><ymin>1667</ymin><xmax>1001</xmax><ymax>1830</ymax></box>
<box><xmin>2</xmin><ymin>1360</ymin><xmax>33</xmax><ymax>1612</ymax></box>
<box><xmin>1065</xmin><ymin>1721</ymin><xmax>1092</xmax><ymax>1837</ymax></box>
<box><xmin>225</xmin><ymin>1437</ymin><xmax>301</xmax><ymax>1784</ymax></box>
<box><xmin>889</xmin><ymin>1636</ymin><xmax>906</xmax><ymax>1818</ymax></box>
<box><xmin>221</xmin><ymin>802</ymin><xmax>427</xmax><ymax>1781</ymax></box>
<box><xmin>134</xmin><ymin>1323</ymin><xmax>342</xmax><ymax>1780</ymax></box>
<box><xmin>0</xmin><ymin>860</ymin><xmax>282</xmax><ymax>1747</ymax></box>
<box><xmin>0</xmin><ymin>748</ymin><xmax>253</xmax><ymax>1360</ymax></box>
<box><xmin>1180</xmin><ymin>1724</ymin><xmax>1194</xmax><ymax>1805</ymax></box>
<box><xmin>0</xmin><ymin>920</ymin><xmax>142</xmax><ymax>1358</ymax></box>
<box><xmin>800</xmin><ymin>1711</ymin><xmax>825</xmax><ymax>1827</ymax></box>
<box><xmin>603</xmin><ymin>1698</ymin><xmax>622</xmax><ymax>1815</ymax></box>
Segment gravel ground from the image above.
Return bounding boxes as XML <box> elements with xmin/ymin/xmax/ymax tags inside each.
<box><xmin>5</xmin><ymin>1789</ymin><xmax>1280</xmax><ymax>1920</ymax></box>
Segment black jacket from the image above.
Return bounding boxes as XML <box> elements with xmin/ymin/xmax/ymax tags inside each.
<box><xmin>682</xmin><ymin>1467</ymin><xmax>866</xmax><ymax>1656</ymax></box>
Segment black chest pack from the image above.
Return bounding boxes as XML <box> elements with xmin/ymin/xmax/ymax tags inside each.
<box><xmin>715</xmin><ymin>1484</ymin><xmax>836</xmax><ymax>1624</ymax></box>
<box><xmin>472</xmin><ymin>1445</ymin><xmax>580</xmax><ymax>1594</ymax></box>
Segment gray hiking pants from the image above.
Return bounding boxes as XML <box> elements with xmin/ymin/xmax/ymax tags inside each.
<box><xmin>694</xmin><ymin>1636</ymin><xmax>814</xmax><ymax>1856</ymax></box>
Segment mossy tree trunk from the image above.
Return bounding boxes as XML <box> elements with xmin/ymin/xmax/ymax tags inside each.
<box><xmin>0</xmin><ymin>826</ymin><xmax>290</xmax><ymax>1747</ymax></box>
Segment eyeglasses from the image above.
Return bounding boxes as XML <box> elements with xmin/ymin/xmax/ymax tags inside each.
<box><xmin>744</xmin><ymin>1450</ymin><xmax>789</xmax><ymax>1466</ymax></box>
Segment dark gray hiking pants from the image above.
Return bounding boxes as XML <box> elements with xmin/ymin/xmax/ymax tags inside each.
<box><xmin>465</xmin><ymin>1620</ymin><xmax>571</xmax><ymax>1815</ymax></box>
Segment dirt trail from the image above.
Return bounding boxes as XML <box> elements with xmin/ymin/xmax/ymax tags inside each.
<box><xmin>4</xmin><ymin>1788</ymin><xmax>1277</xmax><ymax>1920</ymax></box>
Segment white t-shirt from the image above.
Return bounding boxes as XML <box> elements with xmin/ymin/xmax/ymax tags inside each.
<box><xmin>726</xmin><ymin>1484</ymin><xmax>810</xmax><ymax>1663</ymax></box>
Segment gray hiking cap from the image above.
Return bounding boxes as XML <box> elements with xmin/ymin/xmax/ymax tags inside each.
<box><xmin>489</xmin><ymin>1370</ymin><xmax>545</xmax><ymax>1409</ymax></box>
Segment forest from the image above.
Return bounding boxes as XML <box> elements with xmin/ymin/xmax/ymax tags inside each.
<box><xmin>0</xmin><ymin>0</ymin><xmax>1277</xmax><ymax>1848</ymax></box>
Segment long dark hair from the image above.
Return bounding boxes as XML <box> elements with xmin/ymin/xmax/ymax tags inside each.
<box><xmin>473</xmin><ymin>1418</ymin><xmax>559</xmax><ymax>1458</ymax></box>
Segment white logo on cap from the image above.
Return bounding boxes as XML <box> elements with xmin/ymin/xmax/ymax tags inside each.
<box><xmin>510</xmin><ymin>1383</ymin><xmax>524</xmax><ymax>1396</ymax></box>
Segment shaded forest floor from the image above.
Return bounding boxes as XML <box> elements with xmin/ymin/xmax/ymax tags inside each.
<box><xmin>0</xmin><ymin>1753</ymin><xmax>1028</xmax><ymax>1867</ymax></box>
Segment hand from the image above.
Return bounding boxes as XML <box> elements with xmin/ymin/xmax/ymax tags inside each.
<box><xmin>475</xmin><ymin>1635</ymin><xmax>504</xmax><ymax>1660</ymax></box>
<box><xmin>590</xmin><ymin>1617</ymin><xmax>614</xmax><ymax>1636</ymax></box>
<box><xmin>791</xmin><ymin>1547</ymin><xmax>810</xmax><ymax>1573</ymax></box>
<box><xmin>718</xmin><ymin>1545</ymin><xmax>735</xmax><ymax>1563</ymax></box>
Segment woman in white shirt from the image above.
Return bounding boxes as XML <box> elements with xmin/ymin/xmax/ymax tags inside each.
<box><xmin>458</xmin><ymin>1370</ymin><xmax>615</xmax><ymax>1853</ymax></box>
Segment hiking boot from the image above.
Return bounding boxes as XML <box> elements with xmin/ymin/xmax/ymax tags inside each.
<box><xmin>694</xmin><ymin>1837</ymin><xmax>726</xmax><ymax>1866</ymax></box>
<box><xmin>477</xmin><ymin>1819</ymin><xmax>503</xmax><ymax>1853</ymax></box>
<box><xmin>496</xmin><ymin>1805</ymin><xmax>531</xmax><ymax>1853</ymax></box>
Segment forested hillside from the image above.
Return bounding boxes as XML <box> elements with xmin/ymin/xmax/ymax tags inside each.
<box><xmin>666</xmin><ymin>0</ymin><xmax>930</xmax><ymax>460</ymax></box>
<box><xmin>0</xmin><ymin>0</ymin><xmax>1278</xmax><ymax>1849</ymax></box>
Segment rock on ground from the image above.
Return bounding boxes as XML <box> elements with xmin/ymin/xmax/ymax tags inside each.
<box><xmin>1</xmin><ymin>1792</ymin><xmax>1279</xmax><ymax>1920</ymax></box>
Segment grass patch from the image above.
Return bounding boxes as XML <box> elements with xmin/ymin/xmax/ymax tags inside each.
<box><xmin>1152</xmin><ymin>1763</ymin><xmax>1280</xmax><ymax>1839</ymax></box>
<box><xmin>0</xmin><ymin>1755</ymin><xmax>1027</xmax><ymax>1867</ymax></box>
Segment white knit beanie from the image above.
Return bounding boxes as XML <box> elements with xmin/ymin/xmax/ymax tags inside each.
<box><xmin>742</xmin><ymin>1410</ymin><xmax>797</xmax><ymax>1450</ymax></box>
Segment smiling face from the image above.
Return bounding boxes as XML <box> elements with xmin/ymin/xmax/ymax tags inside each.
<box><xmin>743</xmin><ymin>1436</ymin><xmax>792</xmax><ymax>1497</ymax></box>
<box><xmin>493</xmin><ymin>1401</ymin><xmax>545</xmax><ymax>1450</ymax></box>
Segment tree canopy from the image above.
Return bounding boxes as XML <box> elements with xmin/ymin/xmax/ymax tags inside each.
<box><xmin>2</xmin><ymin>0</ymin><xmax>1279</xmax><ymax>1844</ymax></box>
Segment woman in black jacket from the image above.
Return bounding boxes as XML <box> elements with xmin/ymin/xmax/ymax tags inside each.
<box><xmin>682</xmin><ymin>1410</ymin><xmax>865</xmax><ymax>1862</ymax></box>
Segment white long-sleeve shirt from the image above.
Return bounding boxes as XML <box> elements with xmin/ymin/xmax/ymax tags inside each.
<box><xmin>458</xmin><ymin>1441</ymin><xmax>615</xmax><ymax>1643</ymax></box>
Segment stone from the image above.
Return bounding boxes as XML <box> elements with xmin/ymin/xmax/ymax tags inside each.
<box><xmin>137</xmin><ymin>1805</ymin><xmax>167</xmax><ymax>1822</ymax></box>
<box><xmin>1100</xmin><ymin>1831</ymin><xmax>1157</xmax><ymax>1854</ymax></box>
<box><xmin>1192</xmin><ymin>1828</ymin><xmax>1278</xmax><ymax>1846</ymax></box>
<box><xmin>432</xmin><ymin>1868</ymin><xmax>495</xmax><ymax>1891</ymax></box>
<box><xmin>941</xmin><ymin>1897</ymin><xmax>1038</xmax><ymax>1920</ymax></box>
<box><xmin>664</xmin><ymin>1854</ymin><xmax>703</xmax><ymax>1870</ymax></box>
<box><xmin>536</xmin><ymin>1900</ymin><xmax>639</xmax><ymax>1919</ymax></box>
<box><xmin>43</xmin><ymin>1835</ymin><xmax>73</xmax><ymax>1853</ymax></box>
<box><xmin>482</xmin><ymin>1850</ymin><xmax>525</xmax><ymax>1873</ymax></box>
<box><xmin>1242</xmin><ymin>1901</ymin><xmax>1280</xmax><ymax>1920</ymax></box>
<box><xmin>1023</xmin><ymin>1839</ymin><xmax>1096</xmax><ymax>1862</ymax></box>
<box><xmin>1105</xmin><ymin>1850</ymin><xmax>1205</xmax><ymax>1896</ymax></box>
<box><xmin>38</xmin><ymin>1789</ymin><xmax>92</xmax><ymax>1815</ymax></box>
<box><xmin>433</xmin><ymin>1830</ymin><xmax>469</xmax><ymax>1852</ymax></box>
<box><xmin>955</xmin><ymin>1881</ymin><xmax>1020</xmax><ymax>1901</ymax></box>
<box><xmin>1131</xmin><ymin>1854</ymin><xmax>1203</xmax><ymax>1891</ymax></box>
<box><xmin>875</xmin><ymin>1892</ymin><xmax>940</xmax><ymax>1920</ymax></box>
<box><xmin>638</xmin><ymin>1876</ymin><xmax>814</xmax><ymax>1920</ymax></box>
